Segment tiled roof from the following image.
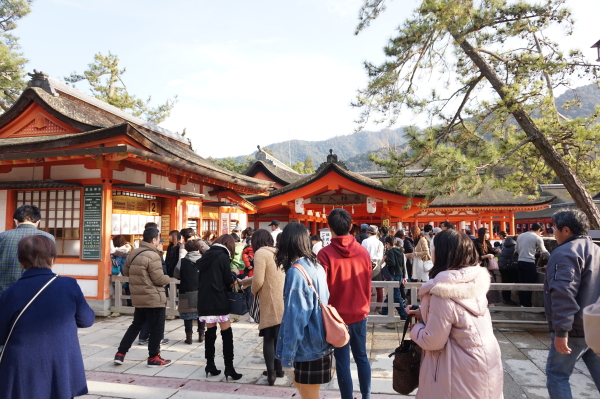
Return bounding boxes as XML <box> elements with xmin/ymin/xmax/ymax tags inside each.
<box><xmin>429</xmin><ymin>186</ymin><xmax>556</xmax><ymax>207</ymax></box>
<box><xmin>244</xmin><ymin>160</ymin><xmax>304</xmax><ymax>185</ymax></box>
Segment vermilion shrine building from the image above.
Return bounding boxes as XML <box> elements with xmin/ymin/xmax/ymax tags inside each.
<box><xmin>0</xmin><ymin>71</ymin><xmax>273</xmax><ymax>314</ymax></box>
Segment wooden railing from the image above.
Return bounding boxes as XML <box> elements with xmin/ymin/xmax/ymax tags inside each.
<box><xmin>368</xmin><ymin>281</ymin><xmax>546</xmax><ymax>325</ymax></box>
<box><xmin>111</xmin><ymin>276</ymin><xmax>180</xmax><ymax>317</ymax></box>
<box><xmin>111</xmin><ymin>277</ymin><xmax>546</xmax><ymax>325</ymax></box>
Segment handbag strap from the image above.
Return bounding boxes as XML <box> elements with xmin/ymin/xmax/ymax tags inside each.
<box><xmin>400</xmin><ymin>314</ymin><xmax>413</xmax><ymax>344</ymax></box>
<box><xmin>0</xmin><ymin>274</ymin><xmax>59</xmax><ymax>364</ymax></box>
<box><xmin>291</xmin><ymin>262</ymin><xmax>323</xmax><ymax>306</ymax></box>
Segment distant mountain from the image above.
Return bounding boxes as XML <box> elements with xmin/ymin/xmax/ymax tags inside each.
<box><xmin>228</xmin><ymin>127</ymin><xmax>407</xmax><ymax>171</ymax></box>
<box><xmin>556</xmin><ymin>83</ymin><xmax>600</xmax><ymax>119</ymax></box>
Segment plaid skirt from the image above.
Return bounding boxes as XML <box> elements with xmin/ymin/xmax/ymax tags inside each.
<box><xmin>293</xmin><ymin>353</ymin><xmax>333</xmax><ymax>384</ymax></box>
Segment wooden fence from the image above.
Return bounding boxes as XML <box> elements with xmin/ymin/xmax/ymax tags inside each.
<box><xmin>111</xmin><ymin>276</ymin><xmax>546</xmax><ymax>325</ymax></box>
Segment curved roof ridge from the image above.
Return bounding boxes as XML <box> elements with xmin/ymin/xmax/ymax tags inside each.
<box><xmin>45</xmin><ymin>76</ymin><xmax>187</xmax><ymax>144</ymax></box>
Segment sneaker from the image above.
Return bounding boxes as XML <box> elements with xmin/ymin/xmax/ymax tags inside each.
<box><xmin>114</xmin><ymin>352</ymin><xmax>126</xmax><ymax>365</ymax></box>
<box><xmin>147</xmin><ymin>353</ymin><xmax>172</xmax><ymax>368</ymax></box>
<box><xmin>139</xmin><ymin>338</ymin><xmax>168</xmax><ymax>345</ymax></box>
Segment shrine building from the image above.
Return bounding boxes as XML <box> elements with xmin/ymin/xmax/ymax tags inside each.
<box><xmin>0</xmin><ymin>71</ymin><xmax>273</xmax><ymax>314</ymax></box>
<box><xmin>244</xmin><ymin>149</ymin><xmax>555</xmax><ymax>237</ymax></box>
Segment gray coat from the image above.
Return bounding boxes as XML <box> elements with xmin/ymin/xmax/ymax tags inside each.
<box><xmin>544</xmin><ymin>235</ymin><xmax>600</xmax><ymax>337</ymax></box>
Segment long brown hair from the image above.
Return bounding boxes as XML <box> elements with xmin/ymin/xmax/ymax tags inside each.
<box><xmin>410</xmin><ymin>225</ymin><xmax>422</xmax><ymax>242</ymax></box>
<box><xmin>429</xmin><ymin>230</ymin><xmax>479</xmax><ymax>279</ymax></box>
<box><xmin>477</xmin><ymin>227</ymin><xmax>489</xmax><ymax>253</ymax></box>
<box><xmin>213</xmin><ymin>234</ymin><xmax>236</xmax><ymax>260</ymax></box>
<box><xmin>252</xmin><ymin>229</ymin><xmax>274</xmax><ymax>253</ymax></box>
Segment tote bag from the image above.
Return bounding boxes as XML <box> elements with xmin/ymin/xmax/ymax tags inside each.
<box><xmin>249</xmin><ymin>292</ymin><xmax>260</xmax><ymax>323</ymax></box>
<box><xmin>487</xmin><ymin>257</ymin><xmax>499</xmax><ymax>270</ymax></box>
<box><xmin>227</xmin><ymin>281</ymin><xmax>249</xmax><ymax>315</ymax></box>
<box><xmin>390</xmin><ymin>315</ymin><xmax>421</xmax><ymax>395</ymax></box>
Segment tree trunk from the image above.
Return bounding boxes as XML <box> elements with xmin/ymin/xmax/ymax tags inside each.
<box><xmin>454</xmin><ymin>34</ymin><xmax>600</xmax><ymax>229</ymax></box>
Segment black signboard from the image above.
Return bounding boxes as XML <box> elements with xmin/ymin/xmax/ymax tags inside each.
<box><xmin>82</xmin><ymin>185</ymin><xmax>102</xmax><ymax>260</ymax></box>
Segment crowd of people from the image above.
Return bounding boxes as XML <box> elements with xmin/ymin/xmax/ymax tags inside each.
<box><xmin>2</xmin><ymin>204</ymin><xmax>600</xmax><ymax>398</ymax></box>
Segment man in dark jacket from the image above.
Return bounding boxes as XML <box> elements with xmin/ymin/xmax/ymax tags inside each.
<box><xmin>379</xmin><ymin>236</ymin><xmax>409</xmax><ymax>318</ymax></box>
<box><xmin>114</xmin><ymin>227</ymin><xmax>172</xmax><ymax>368</ymax></box>
<box><xmin>544</xmin><ymin>210</ymin><xmax>600</xmax><ymax>398</ymax></box>
<box><xmin>318</xmin><ymin>209</ymin><xmax>372</xmax><ymax>399</ymax></box>
<box><xmin>356</xmin><ymin>223</ymin><xmax>369</xmax><ymax>244</ymax></box>
<box><xmin>498</xmin><ymin>235</ymin><xmax>518</xmax><ymax>305</ymax></box>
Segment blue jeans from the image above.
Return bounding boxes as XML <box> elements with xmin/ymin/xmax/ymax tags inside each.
<box><xmin>334</xmin><ymin>318</ymin><xmax>371</xmax><ymax>399</ymax></box>
<box><xmin>380</xmin><ymin>276</ymin><xmax>408</xmax><ymax>318</ymax></box>
<box><xmin>546</xmin><ymin>333</ymin><xmax>600</xmax><ymax>399</ymax></box>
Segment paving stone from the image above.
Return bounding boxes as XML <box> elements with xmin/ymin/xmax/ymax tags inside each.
<box><xmin>528</xmin><ymin>332</ymin><xmax>551</xmax><ymax>348</ymax></box>
<box><xmin>87</xmin><ymin>380</ymin><xmax>177</xmax><ymax>399</ymax></box>
<box><xmin>154</xmin><ymin>363</ymin><xmax>201</xmax><ymax>379</ymax></box>
<box><xmin>95</xmin><ymin>359</ymin><xmax>141</xmax><ymax>374</ymax></box>
<box><xmin>502</xmin><ymin>369</ymin><xmax>528</xmax><ymax>399</ymax></box>
<box><xmin>504</xmin><ymin>359</ymin><xmax>547</xmax><ymax>387</ymax></box>
<box><xmin>521</xmin><ymin>349</ymin><xmax>549</xmax><ymax>373</ymax></box>
<box><xmin>521</xmin><ymin>386</ymin><xmax>550</xmax><ymax>398</ymax></box>
<box><xmin>575</xmin><ymin>359</ymin><xmax>593</xmax><ymax>377</ymax></box>
<box><xmin>503</xmin><ymin>332</ymin><xmax>548</xmax><ymax>350</ymax></box>
<box><xmin>122</xmin><ymin>362</ymin><xmax>164</xmax><ymax>376</ymax></box>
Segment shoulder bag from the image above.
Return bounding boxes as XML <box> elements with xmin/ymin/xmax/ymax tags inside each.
<box><xmin>389</xmin><ymin>315</ymin><xmax>422</xmax><ymax>395</ymax></box>
<box><xmin>292</xmin><ymin>263</ymin><xmax>349</xmax><ymax>348</ymax></box>
<box><xmin>0</xmin><ymin>274</ymin><xmax>59</xmax><ymax>365</ymax></box>
<box><xmin>487</xmin><ymin>256</ymin><xmax>499</xmax><ymax>270</ymax></box>
<box><xmin>227</xmin><ymin>280</ymin><xmax>249</xmax><ymax>315</ymax></box>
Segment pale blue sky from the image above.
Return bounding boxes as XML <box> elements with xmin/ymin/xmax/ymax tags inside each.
<box><xmin>15</xmin><ymin>0</ymin><xmax>600</xmax><ymax>159</ymax></box>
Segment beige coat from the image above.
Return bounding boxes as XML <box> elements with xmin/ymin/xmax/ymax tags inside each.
<box><xmin>251</xmin><ymin>247</ymin><xmax>285</xmax><ymax>330</ymax></box>
<box><xmin>410</xmin><ymin>266</ymin><xmax>503</xmax><ymax>399</ymax></box>
<box><xmin>123</xmin><ymin>241</ymin><xmax>170</xmax><ymax>308</ymax></box>
<box><xmin>584</xmin><ymin>298</ymin><xmax>600</xmax><ymax>354</ymax></box>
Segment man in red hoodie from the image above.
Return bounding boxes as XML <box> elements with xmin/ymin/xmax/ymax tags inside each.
<box><xmin>318</xmin><ymin>209</ymin><xmax>372</xmax><ymax>399</ymax></box>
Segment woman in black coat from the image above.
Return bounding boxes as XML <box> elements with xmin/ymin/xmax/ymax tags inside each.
<box><xmin>196</xmin><ymin>234</ymin><xmax>242</xmax><ymax>381</ymax></box>
<box><xmin>497</xmin><ymin>235</ymin><xmax>518</xmax><ymax>305</ymax></box>
<box><xmin>474</xmin><ymin>227</ymin><xmax>502</xmax><ymax>305</ymax></box>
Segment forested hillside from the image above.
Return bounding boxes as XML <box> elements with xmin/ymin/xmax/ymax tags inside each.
<box><xmin>556</xmin><ymin>83</ymin><xmax>600</xmax><ymax>119</ymax></box>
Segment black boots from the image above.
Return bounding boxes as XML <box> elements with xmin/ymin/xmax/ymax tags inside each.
<box><xmin>221</xmin><ymin>328</ymin><xmax>242</xmax><ymax>381</ymax></box>
<box><xmin>185</xmin><ymin>332</ymin><xmax>193</xmax><ymax>345</ymax></box>
<box><xmin>263</xmin><ymin>359</ymin><xmax>284</xmax><ymax>378</ymax></box>
<box><xmin>198</xmin><ymin>327</ymin><xmax>205</xmax><ymax>343</ymax></box>
<box><xmin>204</xmin><ymin>326</ymin><xmax>221</xmax><ymax>377</ymax></box>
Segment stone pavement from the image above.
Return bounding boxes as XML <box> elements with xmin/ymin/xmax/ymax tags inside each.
<box><xmin>77</xmin><ymin>314</ymin><xmax>600</xmax><ymax>399</ymax></box>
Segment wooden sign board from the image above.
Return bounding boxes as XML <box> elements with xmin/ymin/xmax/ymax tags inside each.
<box><xmin>310</xmin><ymin>194</ymin><xmax>366</xmax><ymax>205</ymax></box>
<box><xmin>82</xmin><ymin>185</ymin><xmax>102</xmax><ymax>260</ymax></box>
<box><xmin>161</xmin><ymin>215</ymin><xmax>171</xmax><ymax>238</ymax></box>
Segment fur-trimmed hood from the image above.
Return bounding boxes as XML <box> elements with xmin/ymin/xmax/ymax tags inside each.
<box><xmin>419</xmin><ymin>265</ymin><xmax>490</xmax><ymax>317</ymax></box>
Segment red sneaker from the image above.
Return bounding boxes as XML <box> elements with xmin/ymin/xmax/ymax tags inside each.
<box><xmin>114</xmin><ymin>352</ymin><xmax>126</xmax><ymax>365</ymax></box>
<box><xmin>147</xmin><ymin>353</ymin><xmax>172</xmax><ymax>368</ymax></box>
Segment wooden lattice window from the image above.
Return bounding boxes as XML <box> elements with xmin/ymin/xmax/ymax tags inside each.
<box><xmin>15</xmin><ymin>190</ymin><xmax>81</xmax><ymax>257</ymax></box>
<box><xmin>202</xmin><ymin>219</ymin><xmax>218</xmax><ymax>234</ymax></box>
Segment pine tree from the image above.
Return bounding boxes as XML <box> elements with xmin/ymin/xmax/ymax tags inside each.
<box><xmin>0</xmin><ymin>0</ymin><xmax>31</xmax><ymax>111</ymax></box>
<box><xmin>354</xmin><ymin>0</ymin><xmax>600</xmax><ymax>228</ymax></box>
<box><xmin>65</xmin><ymin>52</ymin><xmax>177</xmax><ymax>124</ymax></box>
<box><xmin>304</xmin><ymin>157</ymin><xmax>315</xmax><ymax>174</ymax></box>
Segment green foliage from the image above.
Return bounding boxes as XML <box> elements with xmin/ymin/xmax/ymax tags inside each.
<box><xmin>207</xmin><ymin>157</ymin><xmax>252</xmax><ymax>174</ymax></box>
<box><xmin>556</xmin><ymin>83</ymin><xmax>600</xmax><ymax>120</ymax></box>
<box><xmin>0</xmin><ymin>0</ymin><xmax>31</xmax><ymax>111</ymax></box>
<box><xmin>304</xmin><ymin>157</ymin><xmax>315</xmax><ymax>174</ymax></box>
<box><xmin>354</xmin><ymin>0</ymin><xmax>600</xmax><ymax>202</ymax></box>
<box><xmin>65</xmin><ymin>52</ymin><xmax>177</xmax><ymax>124</ymax></box>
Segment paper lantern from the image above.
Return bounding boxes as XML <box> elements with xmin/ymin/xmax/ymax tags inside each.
<box><xmin>397</xmin><ymin>222</ymin><xmax>403</xmax><ymax>231</ymax></box>
<box><xmin>366</xmin><ymin>197</ymin><xmax>377</xmax><ymax>214</ymax></box>
<box><xmin>429</xmin><ymin>221</ymin><xmax>435</xmax><ymax>227</ymax></box>
<box><xmin>295</xmin><ymin>198</ymin><xmax>305</xmax><ymax>214</ymax></box>
<box><xmin>460</xmin><ymin>221</ymin><xmax>466</xmax><ymax>230</ymax></box>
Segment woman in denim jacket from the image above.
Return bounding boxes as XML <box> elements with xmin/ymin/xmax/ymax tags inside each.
<box><xmin>275</xmin><ymin>223</ymin><xmax>334</xmax><ymax>399</ymax></box>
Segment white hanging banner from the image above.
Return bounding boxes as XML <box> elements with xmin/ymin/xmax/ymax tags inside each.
<box><xmin>366</xmin><ymin>197</ymin><xmax>377</xmax><ymax>214</ymax></box>
<box><xmin>295</xmin><ymin>198</ymin><xmax>305</xmax><ymax>214</ymax></box>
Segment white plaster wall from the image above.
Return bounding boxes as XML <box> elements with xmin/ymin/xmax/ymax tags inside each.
<box><xmin>202</xmin><ymin>185</ymin><xmax>218</xmax><ymax>201</ymax></box>
<box><xmin>113</xmin><ymin>168</ymin><xmax>146</xmax><ymax>184</ymax></box>
<box><xmin>76</xmin><ymin>279</ymin><xmax>98</xmax><ymax>297</ymax></box>
<box><xmin>180</xmin><ymin>181</ymin><xmax>202</xmax><ymax>194</ymax></box>
<box><xmin>53</xmin><ymin>263</ymin><xmax>98</xmax><ymax>277</ymax></box>
<box><xmin>151</xmin><ymin>174</ymin><xmax>177</xmax><ymax>189</ymax></box>
<box><xmin>0</xmin><ymin>190</ymin><xmax>6</xmax><ymax>233</ymax></box>
<box><xmin>51</xmin><ymin>165</ymin><xmax>100</xmax><ymax>180</ymax></box>
<box><xmin>0</xmin><ymin>166</ymin><xmax>43</xmax><ymax>181</ymax></box>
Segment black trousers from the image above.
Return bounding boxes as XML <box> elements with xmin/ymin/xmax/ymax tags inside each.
<box><xmin>184</xmin><ymin>319</ymin><xmax>206</xmax><ymax>333</ymax></box>
<box><xmin>517</xmin><ymin>261</ymin><xmax>537</xmax><ymax>307</ymax></box>
<box><xmin>118</xmin><ymin>307</ymin><xmax>166</xmax><ymax>357</ymax></box>
<box><xmin>499</xmin><ymin>268</ymin><xmax>519</xmax><ymax>302</ymax></box>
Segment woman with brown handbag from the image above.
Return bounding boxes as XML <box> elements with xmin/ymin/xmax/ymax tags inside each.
<box><xmin>407</xmin><ymin>230</ymin><xmax>503</xmax><ymax>399</ymax></box>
